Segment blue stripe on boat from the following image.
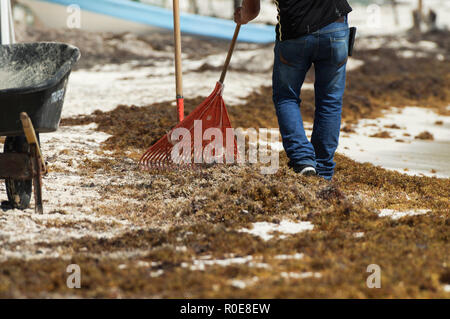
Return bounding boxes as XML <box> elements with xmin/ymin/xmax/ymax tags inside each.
<box><xmin>37</xmin><ymin>0</ymin><xmax>275</xmax><ymax>43</ymax></box>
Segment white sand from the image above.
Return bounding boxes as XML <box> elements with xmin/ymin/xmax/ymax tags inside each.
<box><xmin>378</xmin><ymin>209</ymin><xmax>430</xmax><ymax>220</ymax></box>
<box><xmin>281</xmin><ymin>272</ymin><xmax>322</xmax><ymax>280</ymax></box>
<box><xmin>182</xmin><ymin>252</ymin><xmax>307</xmax><ymax>274</ymax></box>
<box><xmin>239</xmin><ymin>220</ymin><xmax>314</xmax><ymax>241</ymax></box>
<box><xmin>182</xmin><ymin>255</ymin><xmax>270</xmax><ymax>271</ymax></box>
<box><xmin>63</xmin><ymin>48</ymin><xmax>274</xmax><ymax>117</ymax></box>
<box><xmin>336</xmin><ymin>107</ymin><xmax>450</xmax><ymax>178</ymax></box>
<box><xmin>274</xmin><ymin>253</ymin><xmax>304</xmax><ymax>260</ymax></box>
<box><xmin>230</xmin><ymin>277</ymin><xmax>259</xmax><ymax>289</ymax></box>
<box><xmin>353</xmin><ymin>232</ymin><xmax>365</xmax><ymax>238</ymax></box>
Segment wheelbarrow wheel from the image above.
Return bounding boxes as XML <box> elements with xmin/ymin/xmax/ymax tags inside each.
<box><xmin>3</xmin><ymin>135</ymin><xmax>39</xmax><ymax>209</ymax></box>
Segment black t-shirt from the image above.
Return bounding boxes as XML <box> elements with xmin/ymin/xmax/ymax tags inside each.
<box><xmin>274</xmin><ymin>0</ymin><xmax>352</xmax><ymax>41</ymax></box>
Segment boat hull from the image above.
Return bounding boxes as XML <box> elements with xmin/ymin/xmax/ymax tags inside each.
<box><xmin>20</xmin><ymin>0</ymin><xmax>162</xmax><ymax>34</ymax></box>
<box><xmin>19</xmin><ymin>0</ymin><xmax>275</xmax><ymax>43</ymax></box>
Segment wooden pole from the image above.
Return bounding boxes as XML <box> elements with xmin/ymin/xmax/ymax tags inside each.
<box><xmin>391</xmin><ymin>0</ymin><xmax>399</xmax><ymax>26</ymax></box>
<box><xmin>412</xmin><ymin>0</ymin><xmax>424</xmax><ymax>34</ymax></box>
<box><xmin>418</xmin><ymin>0</ymin><xmax>423</xmax><ymax>18</ymax></box>
<box><xmin>172</xmin><ymin>0</ymin><xmax>184</xmax><ymax>122</ymax></box>
<box><xmin>219</xmin><ymin>24</ymin><xmax>241</xmax><ymax>84</ymax></box>
<box><xmin>0</xmin><ymin>0</ymin><xmax>15</xmax><ymax>44</ymax></box>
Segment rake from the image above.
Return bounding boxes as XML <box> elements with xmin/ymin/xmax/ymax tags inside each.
<box><xmin>140</xmin><ymin>1</ymin><xmax>241</xmax><ymax>170</ymax></box>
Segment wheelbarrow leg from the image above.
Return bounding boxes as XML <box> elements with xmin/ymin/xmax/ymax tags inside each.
<box><xmin>20</xmin><ymin>112</ymin><xmax>46</xmax><ymax>214</ymax></box>
<box><xmin>30</xmin><ymin>143</ymin><xmax>43</xmax><ymax>214</ymax></box>
<box><xmin>4</xmin><ymin>136</ymin><xmax>33</xmax><ymax>209</ymax></box>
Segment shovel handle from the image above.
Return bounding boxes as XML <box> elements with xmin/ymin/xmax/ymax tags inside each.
<box><xmin>219</xmin><ymin>24</ymin><xmax>241</xmax><ymax>84</ymax></box>
<box><xmin>173</xmin><ymin>0</ymin><xmax>184</xmax><ymax>121</ymax></box>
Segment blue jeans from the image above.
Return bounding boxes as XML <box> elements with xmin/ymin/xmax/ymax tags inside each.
<box><xmin>273</xmin><ymin>18</ymin><xmax>349</xmax><ymax>180</ymax></box>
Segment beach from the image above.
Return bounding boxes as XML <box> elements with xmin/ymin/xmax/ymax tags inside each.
<box><xmin>0</xmin><ymin>0</ymin><xmax>449</xmax><ymax>298</ymax></box>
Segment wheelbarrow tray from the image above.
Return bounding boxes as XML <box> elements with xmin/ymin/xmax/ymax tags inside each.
<box><xmin>0</xmin><ymin>42</ymin><xmax>80</xmax><ymax>136</ymax></box>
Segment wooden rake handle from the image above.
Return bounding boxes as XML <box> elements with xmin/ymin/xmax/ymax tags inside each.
<box><xmin>219</xmin><ymin>24</ymin><xmax>241</xmax><ymax>84</ymax></box>
<box><xmin>173</xmin><ymin>0</ymin><xmax>184</xmax><ymax>121</ymax></box>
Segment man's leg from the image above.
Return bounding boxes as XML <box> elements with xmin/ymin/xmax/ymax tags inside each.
<box><xmin>312</xmin><ymin>29</ymin><xmax>349</xmax><ymax>180</ymax></box>
<box><xmin>272</xmin><ymin>39</ymin><xmax>315</xmax><ymax>169</ymax></box>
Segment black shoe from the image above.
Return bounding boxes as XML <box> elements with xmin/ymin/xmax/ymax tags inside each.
<box><xmin>290</xmin><ymin>164</ymin><xmax>317</xmax><ymax>176</ymax></box>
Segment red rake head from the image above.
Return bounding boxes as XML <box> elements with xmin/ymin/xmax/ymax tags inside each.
<box><xmin>140</xmin><ymin>82</ymin><xmax>239</xmax><ymax>170</ymax></box>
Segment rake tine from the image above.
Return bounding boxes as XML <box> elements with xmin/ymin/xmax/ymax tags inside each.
<box><xmin>152</xmin><ymin>152</ymin><xmax>164</xmax><ymax>169</ymax></box>
<box><xmin>140</xmin><ymin>83</ymin><xmax>238</xmax><ymax>171</ymax></box>
<box><xmin>142</xmin><ymin>149</ymin><xmax>158</xmax><ymax>169</ymax></box>
<box><xmin>140</xmin><ymin>147</ymin><xmax>155</xmax><ymax>168</ymax></box>
<box><xmin>159</xmin><ymin>148</ymin><xmax>173</xmax><ymax>168</ymax></box>
<box><xmin>148</xmin><ymin>145</ymin><xmax>166</xmax><ymax>165</ymax></box>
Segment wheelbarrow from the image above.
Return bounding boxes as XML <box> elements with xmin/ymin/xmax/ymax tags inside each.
<box><xmin>0</xmin><ymin>42</ymin><xmax>80</xmax><ymax>213</ymax></box>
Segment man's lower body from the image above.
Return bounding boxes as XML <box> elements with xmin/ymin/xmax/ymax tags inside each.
<box><xmin>273</xmin><ymin>18</ymin><xmax>349</xmax><ymax>181</ymax></box>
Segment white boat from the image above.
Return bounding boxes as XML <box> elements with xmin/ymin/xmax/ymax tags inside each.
<box><xmin>18</xmin><ymin>0</ymin><xmax>275</xmax><ymax>43</ymax></box>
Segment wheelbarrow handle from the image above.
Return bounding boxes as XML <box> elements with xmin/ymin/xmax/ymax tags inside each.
<box><xmin>20</xmin><ymin>112</ymin><xmax>47</xmax><ymax>174</ymax></box>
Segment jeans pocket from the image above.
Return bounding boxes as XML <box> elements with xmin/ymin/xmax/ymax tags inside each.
<box><xmin>278</xmin><ymin>38</ymin><xmax>307</xmax><ymax>67</ymax></box>
<box><xmin>330</xmin><ymin>37</ymin><xmax>349</xmax><ymax>67</ymax></box>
